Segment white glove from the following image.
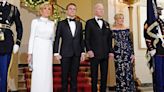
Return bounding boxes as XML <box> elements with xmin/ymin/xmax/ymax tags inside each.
<box><xmin>149</xmin><ymin>49</ymin><xmax>156</xmax><ymax>56</ymax></box>
<box><xmin>13</xmin><ymin>44</ymin><xmax>19</xmax><ymax>54</ymax></box>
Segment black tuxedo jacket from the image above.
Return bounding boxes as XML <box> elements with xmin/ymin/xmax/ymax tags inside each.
<box><xmin>85</xmin><ymin>18</ymin><xmax>113</xmax><ymax>59</ymax></box>
<box><xmin>53</xmin><ymin>18</ymin><xmax>84</xmax><ymax>57</ymax></box>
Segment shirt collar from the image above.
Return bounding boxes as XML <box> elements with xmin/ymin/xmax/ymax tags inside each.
<box><xmin>40</xmin><ymin>16</ymin><xmax>48</xmax><ymax>21</ymax></box>
<box><xmin>95</xmin><ymin>16</ymin><xmax>103</xmax><ymax>21</ymax></box>
<box><xmin>67</xmin><ymin>16</ymin><xmax>76</xmax><ymax>22</ymax></box>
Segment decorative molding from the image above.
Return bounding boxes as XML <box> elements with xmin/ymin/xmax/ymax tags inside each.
<box><xmin>20</xmin><ymin>0</ymin><xmax>61</xmax><ymax>22</ymax></box>
<box><xmin>20</xmin><ymin>0</ymin><xmax>49</xmax><ymax>12</ymax></box>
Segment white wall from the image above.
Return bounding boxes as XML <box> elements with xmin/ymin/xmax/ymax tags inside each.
<box><xmin>132</xmin><ymin>3</ymin><xmax>153</xmax><ymax>83</ymax></box>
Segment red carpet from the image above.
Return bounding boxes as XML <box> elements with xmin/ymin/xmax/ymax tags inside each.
<box><xmin>23</xmin><ymin>60</ymin><xmax>91</xmax><ymax>92</ymax></box>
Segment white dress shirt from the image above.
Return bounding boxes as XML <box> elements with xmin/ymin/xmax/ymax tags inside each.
<box><xmin>67</xmin><ymin>17</ymin><xmax>76</xmax><ymax>37</ymax></box>
<box><xmin>95</xmin><ymin>16</ymin><xmax>103</xmax><ymax>29</ymax></box>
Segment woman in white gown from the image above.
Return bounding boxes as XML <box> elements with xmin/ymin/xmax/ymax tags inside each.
<box><xmin>27</xmin><ymin>2</ymin><xmax>55</xmax><ymax>92</ymax></box>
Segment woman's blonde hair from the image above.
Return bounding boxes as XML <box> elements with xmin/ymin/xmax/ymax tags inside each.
<box><xmin>38</xmin><ymin>2</ymin><xmax>53</xmax><ymax>16</ymax></box>
<box><xmin>114</xmin><ymin>13</ymin><xmax>124</xmax><ymax>20</ymax></box>
<box><xmin>113</xmin><ymin>13</ymin><xmax>124</xmax><ymax>26</ymax></box>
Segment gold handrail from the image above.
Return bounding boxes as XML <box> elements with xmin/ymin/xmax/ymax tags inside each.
<box><xmin>20</xmin><ymin>0</ymin><xmax>86</xmax><ymax>23</ymax></box>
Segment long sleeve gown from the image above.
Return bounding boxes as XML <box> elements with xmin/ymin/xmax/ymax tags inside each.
<box><xmin>28</xmin><ymin>17</ymin><xmax>55</xmax><ymax>92</ymax></box>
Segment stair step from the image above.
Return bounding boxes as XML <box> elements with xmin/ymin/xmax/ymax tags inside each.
<box><xmin>18</xmin><ymin>73</ymin><xmax>25</xmax><ymax>76</ymax></box>
<box><xmin>79</xmin><ymin>67</ymin><xmax>90</xmax><ymax>72</ymax></box>
<box><xmin>53</xmin><ymin>83</ymin><xmax>91</xmax><ymax>92</ymax></box>
<box><xmin>53</xmin><ymin>72</ymin><xmax>90</xmax><ymax>77</ymax></box>
<box><xmin>53</xmin><ymin>77</ymin><xmax>91</xmax><ymax>84</ymax></box>
<box><xmin>18</xmin><ymin>73</ymin><xmax>25</xmax><ymax>81</ymax></box>
<box><xmin>18</xmin><ymin>67</ymin><xmax>25</xmax><ymax>74</ymax></box>
<box><xmin>18</xmin><ymin>67</ymin><xmax>25</xmax><ymax>70</ymax></box>
<box><xmin>18</xmin><ymin>82</ymin><xmax>26</xmax><ymax>88</ymax></box>
<box><xmin>22</xmin><ymin>67</ymin><xmax>31</xmax><ymax>73</ymax></box>
<box><xmin>18</xmin><ymin>80</ymin><xmax>26</xmax><ymax>83</ymax></box>
<box><xmin>18</xmin><ymin>87</ymin><xmax>27</xmax><ymax>91</ymax></box>
<box><xmin>80</xmin><ymin>60</ymin><xmax>90</xmax><ymax>65</ymax></box>
<box><xmin>19</xmin><ymin>63</ymin><xmax>91</xmax><ymax>92</ymax></box>
<box><xmin>53</xmin><ymin>66</ymin><xmax>90</xmax><ymax>72</ymax></box>
<box><xmin>18</xmin><ymin>67</ymin><xmax>27</xmax><ymax>91</ymax></box>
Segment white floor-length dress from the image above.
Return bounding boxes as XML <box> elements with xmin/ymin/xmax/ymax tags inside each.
<box><xmin>28</xmin><ymin>17</ymin><xmax>55</xmax><ymax>92</ymax></box>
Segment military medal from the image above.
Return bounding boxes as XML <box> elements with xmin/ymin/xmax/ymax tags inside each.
<box><xmin>0</xmin><ymin>31</ymin><xmax>4</xmax><ymax>41</ymax></box>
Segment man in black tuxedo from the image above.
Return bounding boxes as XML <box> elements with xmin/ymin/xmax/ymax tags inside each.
<box><xmin>0</xmin><ymin>0</ymin><xmax>23</xmax><ymax>92</ymax></box>
<box><xmin>53</xmin><ymin>3</ymin><xmax>85</xmax><ymax>92</ymax></box>
<box><xmin>85</xmin><ymin>3</ymin><xmax>113</xmax><ymax>92</ymax></box>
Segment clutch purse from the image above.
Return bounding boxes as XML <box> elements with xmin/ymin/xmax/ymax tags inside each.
<box><xmin>28</xmin><ymin>60</ymin><xmax>33</xmax><ymax>71</ymax></box>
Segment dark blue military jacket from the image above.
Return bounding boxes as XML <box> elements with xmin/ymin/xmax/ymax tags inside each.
<box><xmin>0</xmin><ymin>2</ymin><xmax>23</xmax><ymax>54</ymax></box>
<box><xmin>144</xmin><ymin>18</ymin><xmax>164</xmax><ymax>55</ymax></box>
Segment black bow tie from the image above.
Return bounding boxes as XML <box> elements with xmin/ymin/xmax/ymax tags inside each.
<box><xmin>97</xmin><ymin>18</ymin><xmax>103</xmax><ymax>21</ymax></box>
<box><xmin>68</xmin><ymin>18</ymin><xmax>76</xmax><ymax>21</ymax></box>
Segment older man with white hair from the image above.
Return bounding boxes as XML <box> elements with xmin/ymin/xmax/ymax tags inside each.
<box><xmin>85</xmin><ymin>3</ymin><xmax>113</xmax><ymax>92</ymax></box>
<box><xmin>0</xmin><ymin>0</ymin><xmax>23</xmax><ymax>92</ymax></box>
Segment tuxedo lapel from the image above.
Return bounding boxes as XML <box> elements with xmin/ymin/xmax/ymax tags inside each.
<box><xmin>102</xmin><ymin>20</ymin><xmax>110</xmax><ymax>30</ymax></box>
<box><xmin>102</xmin><ymin>20</ymin><xmax>106</xmax><ymax>29</ymax></box>
<box><xmin>64</xmin><ymin>19</ymin><xmax>73</xmax><ymax>37</ymax></box>
<box><xmin>93</xmin><ymin>18</ymin><xmax>101</xmax><ymax>29</ymax></box>
<box><xmin>74</xmin><ymin>21</ymin><xmax>79</xmax><ymax>37</ymax></box>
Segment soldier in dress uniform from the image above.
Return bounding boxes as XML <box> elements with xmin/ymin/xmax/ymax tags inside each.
<box><xmin>0</xmin><ymin>0</ymin><xmax>23</xmax><ymax>92</ymax></box>
<box><xmin>144</xmin><ymin>5</ymin><xmax>164</xmax><ymax>92</ymax></box>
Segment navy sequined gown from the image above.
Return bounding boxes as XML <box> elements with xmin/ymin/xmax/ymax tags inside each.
<box><xmin>112</xmin><ymin>29</ymin><xmax>136</xmax><ymax>92</ymax></box>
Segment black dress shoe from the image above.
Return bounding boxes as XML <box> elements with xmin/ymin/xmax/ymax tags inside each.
<box><xmin>108</xmin><ymin>86</ymin><xmax>116</xmax><ymax>91</ymax></box>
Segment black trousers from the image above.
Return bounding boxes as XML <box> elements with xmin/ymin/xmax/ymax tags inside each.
<box><xmin>90</xmin><ymin>57</ymin><xmax>108</xmax><ymax>92</ymax></box>
<box><xmin>61</xmin><ymin>56</ymin><xmax>80</xmax><ymax>92</ymax></box>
